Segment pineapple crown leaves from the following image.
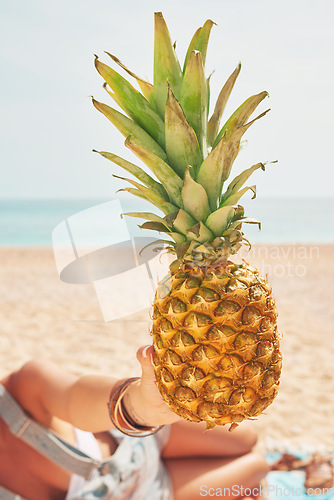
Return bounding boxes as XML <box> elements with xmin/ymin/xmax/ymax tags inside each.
<box><xmin>93</xmin><ymin>12</ymin><xmax>275</xmax><ymax>260</ymax></box>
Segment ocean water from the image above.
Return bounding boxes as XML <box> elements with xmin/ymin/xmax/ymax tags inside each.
<box><xmin>0</xmin><ymin>197</ymin><xmax>333</xmax><ymax>246</ymax></box>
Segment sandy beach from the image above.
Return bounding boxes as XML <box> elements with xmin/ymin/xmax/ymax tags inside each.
<box><xmin>0</xmin><ymin>244</ymin><xmax>333</xmax><ymax>453</ymax></box>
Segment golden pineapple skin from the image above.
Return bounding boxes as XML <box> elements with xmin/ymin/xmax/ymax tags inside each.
<box><xmin>152</xmin><ymin>261</ymin><xmax>282</xmax><ymax>429</ymax></box>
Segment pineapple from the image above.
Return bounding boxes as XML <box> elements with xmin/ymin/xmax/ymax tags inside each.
<box><xmin>93</xmin><ymin>12</ymin><xmax>281</xmax><ymax>429</ymax></box>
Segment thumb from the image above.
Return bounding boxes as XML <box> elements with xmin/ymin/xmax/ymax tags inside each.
<box><xmin>136</xmin><ymin>345</ymin><xmax>155</xmax><ymax>381</ymax></box>
<box><xmin>136</xmin><ymin>345</ymin><xmax>180</xmax><ymax>423</ymax></box>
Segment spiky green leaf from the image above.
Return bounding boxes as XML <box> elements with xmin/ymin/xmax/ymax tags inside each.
<box><xmin>205</xmin><ymin>206</ymin><xmax>235</xmax><ymax>236</ymax></box>
<box><xmin>220</xmin><ymin>110</ymin><xmax>270</xmax><ymax>183</ymax></box>
<box><xmin>186</xmin><ymin>222</ymin><xmax>215</xmax><ymax>243</ymax></box>
<box><xmin>94</xmin><ymin>150</ymin><xmax>168</xmax><ymax>200</ymax></box>
<box><xmin>206</xmin><ymin>74</ymin><xmax>212</xmax><ymax>120</ymax></box>
<box><xmin>105</xmin><ymin>52</ymin><xmax>155</xmax><ymax>107</ymax></box>
<box><xmin>221</xmin><ymin>185</ymin><xmax>256</xmax><ymax>207</ymax></box>
<box><xmin>196</xmin><ymin>132</ymin><xmax>229</xmax><ymax>211</ymax></box>
<box><xmin>207</xmin><ymin>63</ymin><xmax>241</xmax><ymax>146</ymax></box>
<box><xmin>220</xmin><ymin>162</ymin><xmax>266</xmax><ymax>207</ymax></box>
<box><xmin>95</xmin><ymin>57</ymin><xmax>165</xmax><ymax>148</ymax></box>
<box><xmin>213</xmin><ymin>91</ymin><xmax>269</xmax><ymax>148</ymax></box>
<box><xmin>154</xmin><ymin>12</ymin><xmax>183</xmax><ymax>118</ymax></box>
<box><xmin>173</xmin><ymin>242</ymin><xmax>191</xmax><ymax>260</ymax></box>
<box><xmin>183</xmin><ymin>19</ymin><xmax>215</xmax><ymax>72</ymax></box>
<box><xmin>183</xmin><ymin>27</ymin><xmax>201</xmax><ymax>73</ymax></box>
<box><xmin>118</xmin><ymin>187</ymin><xmax>149</xmax><ymax>202</ymax></box>
<box><xmin>170</xmin><ymin>232</ymin><xmax>187</xmax><ymax>244</ymax></box>
<box><xmin>115</xmin><ymin>175</ymin><xmax>177</xmax><ymax>215</ymax></box>
<box><xmin>197</xmin><ymin>109</ymin><xmax>270</xmax><ymax>210</ymax></box>
<box><xmin>181</xmin><ymin>168</ymin><xmax>210</xmax><ymax>222</ymax></box>
<box><xmin>239</xmin><ymin>217</ymin><xmax>261</xmax><ymax>230</ymax></box>
<box><xmin>125</xmin><ymin>137</ymin><xmax>183</xmax><ymax>207</ymax></box>
<box><xmin>227</xmin><ymin>220</ymin><xmax>243</xmax><ymax>231</ymax></box>
<box><xmin>102</xmin><ymin>83</ymin><xmax>128</xmax><ymax>113</ymax></box>
<box><xmin>164</xmin><ymin>209</ymin><xmax>197</xmax><ymax>236</ymax></box>
<box><xmin>124</xmin><ymin>212</ymin><xmax>170</xmax><ymax>226</ymax></box>
<box><xmin>139</xmin><ymin>238</ymin><xmax>176</xmax><ymax>256</ymax></box>
<box><xmin>128</xmin><ymin>214</ymin><xmax>186</xmax><ymax>242</ymax></box>
<box><xmin>180</xmin><ymin>51</ymin><xmax>207</xmax><ymax>158</ymax></box>
<box><xmin>165</xmin><ymin>86</ymin><xmax>203</xmax><ymax>177</ymax></box>
<box><xmin>92</xmin><ymin>99</ymin><xmax>167</xmax><ymax>161</ymax></box>
<box><xmin>226</xmin><ymin>217</ymin><xmax>261</xmax><ymax>233</ymax></box>
<box><xmin>139</xmin><ymin>221</ymin><xmax>171</xmax><ymax>232</ymax></box>
<box><xmin>222</xmin><ymin>228</ymin><xmax>244</xmax><ymax>247</ymax></box>
<box><xmin>192</xmin><ymin>19</ymin><xmax>215</xmax><ymax>66</ymax></box>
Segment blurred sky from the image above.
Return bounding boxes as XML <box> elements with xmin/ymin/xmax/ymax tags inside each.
<box><xmin>0</xmin><ymin>0</ymin><xmax>333</xmax><ymax>200</ymax></box>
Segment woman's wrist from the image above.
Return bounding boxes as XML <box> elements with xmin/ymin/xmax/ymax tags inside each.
<box><xmin>123</xmin><ymin>381</ymin><xmax>157</xmax><ymax>426</ymax></box>
<box><xmin>108</xmin><ymin>378</ymin><xmax>164</xmax><ymax>437</ymax></box>
<box><xmin>123</xmin><ymin>378</ymin><xmax>181</xmax><ymax>427</ymax></box>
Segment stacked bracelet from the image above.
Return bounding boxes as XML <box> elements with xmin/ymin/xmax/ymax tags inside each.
<box><xmin>108</xmin><ymin>377</ymin><xmax>164</xmax><ymax>437</ymax></box>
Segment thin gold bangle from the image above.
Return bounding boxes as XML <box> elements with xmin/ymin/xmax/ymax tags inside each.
<box><xmin>108</xmin><ymin>378</ymin><xmax>164</xmax><ymax>437</ymax></box>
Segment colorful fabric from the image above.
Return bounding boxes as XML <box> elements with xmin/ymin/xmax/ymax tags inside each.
<box><xmin>266</xmin><ymin>452</ymin><xmax>334</xmax><ymax>499</ymax></box>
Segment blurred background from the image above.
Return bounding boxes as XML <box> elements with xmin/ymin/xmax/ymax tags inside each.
<box><xmin>1</xmin><ymin>0</ymin><xmax>333</xmax><ymax>245</ymax></box>
<box><xmin>1</xmin><ymin>0</ymin><xmax>334</xmax><ymax>452</ymax></box>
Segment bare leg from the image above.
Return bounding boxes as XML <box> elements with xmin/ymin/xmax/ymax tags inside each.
<box><xmin>165</xmin><ymin>452</ymin><xmax>269</xmax><ymax>500</ymax></box>
<box><xmin>163</xmin><ymin>420</ymin><xmax>258</xmax><ymax>459</ymax></box>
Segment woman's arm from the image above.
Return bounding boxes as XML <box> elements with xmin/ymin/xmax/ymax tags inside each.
<box><xmin>4</xmin><ymin>346</ymin><xmax>180</xmax><ymax>433</ymax></box>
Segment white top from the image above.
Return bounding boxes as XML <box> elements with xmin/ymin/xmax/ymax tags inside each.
<box><xmin>65</xmin><ymin>428</ymin><xmax>103</xmax><ymax>499</ymax></box>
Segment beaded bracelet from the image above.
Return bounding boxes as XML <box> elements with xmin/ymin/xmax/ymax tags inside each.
<box><xmin>108</xmin><ymin>377</ymin><xmax>164</xmax><ymax>437</ymax></box>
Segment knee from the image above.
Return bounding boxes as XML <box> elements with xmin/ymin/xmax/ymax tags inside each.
<box><xmin>244</xmin><ymin>426</ymin><xmax>258</xmax><ymax>451</ymax></box>
<box><xmin>247</xmin><ymin>451</ymin><xmax>271</xmax><ymax>479</ymax></box>
<box><xmin>235</xmin><ymin>422</ymin><xmax>258</xmax><ymax>453</ymax></box>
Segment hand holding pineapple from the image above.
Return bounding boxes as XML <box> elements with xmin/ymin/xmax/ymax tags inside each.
<box><xmin>93</xmin><ymin>12</ymin><xmax>282</xmax><ymax>430</ymax></box>
<box><xmin>127</xmin><ymin>345</ymin><xmax>182</xmax><ymax>427</ymax></box>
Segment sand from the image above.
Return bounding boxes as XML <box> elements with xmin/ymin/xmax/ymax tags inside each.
<box><xmin>0</xmin><ymin>244</ymin><xmax>333</xmax><ymax>453</ymax></box>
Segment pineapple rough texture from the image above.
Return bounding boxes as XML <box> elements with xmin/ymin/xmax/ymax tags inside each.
<box><xmin>93</xmin><ymin>12</ymin><xmax>281</xmax><ymax>429</ymax></box>
<box><xmin>153</xmin><ymin>262</ymin><xmax>280</xmax><ymax>429</ymax></box>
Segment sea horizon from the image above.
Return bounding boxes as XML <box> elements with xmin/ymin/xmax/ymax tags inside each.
<box><xmin>0</xmin><ymin>196</ymin><xmax>333</xmax><ymax>246</ymax></box>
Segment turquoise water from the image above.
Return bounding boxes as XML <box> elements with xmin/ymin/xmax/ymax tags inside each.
<box><xmin>0</xmin><ymin>197</ymin><xmax>333</xmax><ymax>246</ymax></box>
